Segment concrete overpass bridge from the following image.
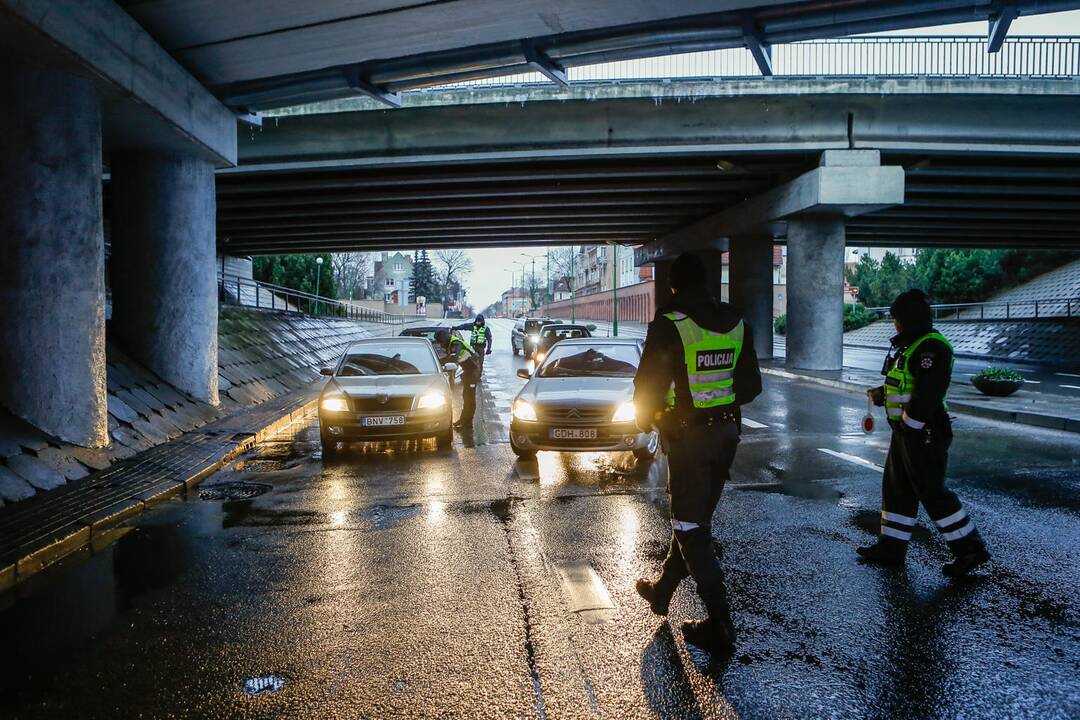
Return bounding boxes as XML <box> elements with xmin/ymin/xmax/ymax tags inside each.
<box><xmin>4</xmin><ymin>0</ymin><xmax>1080</xmax><ymax>449</ymax></box>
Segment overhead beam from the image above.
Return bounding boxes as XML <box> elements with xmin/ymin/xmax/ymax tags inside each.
<box><xmin>343</xmin><ymin>67</ymin><xmax>402</xmax><ymax>108</ymax></box>
<box><xmin>521</xmin><ymin>40</ymin><xmax>569</xmax><ymax>87</ymax></box>
<box><xmin>743</xmin><ymin>24</ymin><xmax>774</xmax><ymax>76</ymax></box>
<box><xmin>988</xmin><ymin>6</ymin><xmax>1019</xmax><ymax>53</ymax></box>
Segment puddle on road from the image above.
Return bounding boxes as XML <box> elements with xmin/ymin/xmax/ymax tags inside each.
<box><xmin>360</xmin><ymin>504</ymin><xmax>423</xmax><ymax>529</ymax></box>
<box><xmin>243</xmin><ymin>673</ymin><xmax>288</xmax><ymax>697</ymax></box>
<box><xmin>734</xmin><ymin>481</ymin><xmax>844</xmax><ymax>500</ymax></box>
<box><xmin>199</xmin><ymin>481</ymin><xmax>272</xmax><ymax>501</ymax></box>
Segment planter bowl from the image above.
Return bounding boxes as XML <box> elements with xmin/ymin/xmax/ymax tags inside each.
<box><xmin>972</xmin><ymin>377</ymin><xmax>1024</xmax><ymax>397</ymax></box>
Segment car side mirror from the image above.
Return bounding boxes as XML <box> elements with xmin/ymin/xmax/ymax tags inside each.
<box><xmin>516</xmin><ymin>368</ymin><xmax>531</xmax><ymax>379</ymax></box>
<box><xmin>319</xmin><ymin>367</ymin><xmax>333</xmax><ymax>376</ymax></box>
<box><xmin>443</xmin><ymin>362</ymin><xmax>459</xmax><ymax>373</ymax></box>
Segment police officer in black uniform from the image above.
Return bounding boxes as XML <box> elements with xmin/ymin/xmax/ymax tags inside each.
<box><xmin>859</xmin><ymin>289</ymin><xmax>991</xmax><ymax>577</ymax></box>
<box><xmin>435</xmin><ymin>329</ymin><xmax>481</xmax><ymax>430</ymax></box>
<box><xmin>632</xmin><ymin>252</ymin><xmax>762</xmax><ymax>654</ymax></box>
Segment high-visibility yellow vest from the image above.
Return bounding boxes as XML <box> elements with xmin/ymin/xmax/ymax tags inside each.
<box><xmin>663</xmin><ymin>311</ymin><xmax>744</xmax><ymax>409</ymax></box>
<box><xmin>470</xmin><ymin>325</ymin><xmax>487</xmax><ymax>347</ymax></box>
<box><xmin>448</xmin><ymin>336</ymin><xmax>475</xmax><ymax>364</ymax></box>
<box><xmin>883</xmin><ymin>331</ymin><xmax>953</xmax><ymax>422</ymax></box>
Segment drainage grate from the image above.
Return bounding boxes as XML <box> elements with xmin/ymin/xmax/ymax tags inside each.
<box><xmin>243</xmin><ymin>674</ymin><xmax>287</xmax><ymax>697</ymax></box>
<box><xmin>199</xmin><ymin>481</ymin><xmax>272</xmax><ymax>501</ymax></box>
<box><xmin>235</xmin><ymin>459</ymin><xmax>291</xmax><ymax>473</ymax></box>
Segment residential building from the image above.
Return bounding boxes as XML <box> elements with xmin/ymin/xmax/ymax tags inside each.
<box><xmin>370</xmin><ymin>251</ymin><xmax>414</xmax><ymax>306</ymax></box>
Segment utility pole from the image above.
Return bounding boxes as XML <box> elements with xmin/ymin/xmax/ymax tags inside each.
<box><xmin>570</xmin><ymin>246</ymin><xmax>576</xmax><ymax>323</ymax></box>
<box><xmin>314</xmin><ymin>256</ymin><xmax>324</xmax><ymax>316</ymax></box>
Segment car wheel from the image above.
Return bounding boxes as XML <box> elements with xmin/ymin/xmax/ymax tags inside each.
<box><xmin>633</xmin><ymin>432</ymin><xmax>660</xmax><ymax>461</ymax></box>
<box><xmin>436</xmin><ymin>428</ymin><xmax>453</xmax><ymax>450</ymax></box>
<box><xmin>320</xmin><ymin>429</ymin><xmax>339</xmax><ymax>459</ymax></box>
<box><xmin>510</xmin><ymin>435</ymin><xmax>536</xmax><ymax>460</ymax></box>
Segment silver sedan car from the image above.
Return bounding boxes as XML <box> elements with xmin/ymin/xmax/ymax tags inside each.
<box><xmin>510</xmin><ymin>337</ymin><xmax>659</xmax><ymax>460</ymax></box>
<box><xmin>318</xmin><ymin>337</ymin><xmax>454</xmax><ymax>456</ymax></box>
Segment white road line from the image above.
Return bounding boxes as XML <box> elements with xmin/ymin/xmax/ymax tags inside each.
<box><xmin>1024</xmin><ymin>380</ymin><xmax>1041</xmax><ymax>384</ymax></box>
<box><xmin>741</xmin><ymin>418</ymin><xmax>768</xmax><ymax>429</ymax></box>
<box><xmin>1061</xmin><ymin>385</ymin><xmax>1080</xmax><ymax>390</ymax></box>
<box><xmin>1056</xmin><ymin>372</ymin><xmax>1080</xmax><ymax>378</ymax></box>
<box><xmin>818</xmin><ymin>448</ymin><xmax>883</xmax><ymax>471</ymax></box>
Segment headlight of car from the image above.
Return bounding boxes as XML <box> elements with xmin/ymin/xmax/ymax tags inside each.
<box><xmin>612</xmin><ymin>400</ymin><xmax>636</xmax><ymax>423</ymax></box>
<box><xmin>528</xmin><ymin>334</ymin><xmax>540</xmax><ymax>341</ymax></box>
<box><xmin>512</xmin><ymin>399</ymin><xmax>538</xmax><ymax>422</ymax></box>
<box><xmin>417</xmin><ymin>391</ymin><xmax>447</xmax><ymax>410</ymax></box>
<box><xmin>321</xmin><ymin>396</ymin><xmax>348</xmax><ymax>412</ymax></box>
<box><xmin>535</xmin><ymin>352</ymin><xmax>546</xmax><ymax>363</ymax></box>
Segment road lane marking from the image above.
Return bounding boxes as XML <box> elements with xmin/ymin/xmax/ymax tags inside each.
<box><xmin>818</xmin><ymin>448</ymin><xmax>883</xmax><ymax>471</ymax></box>
<box><xmin>1056</xmin><ymin>372</ymin><xmax>1080</xmax><ymax>378</ymax></box>
<box><xmin>741</xmin><ymin>418</ymin><xmax>768</xmax><ymax>429</ymax></box>
<box><xmin>553</xmin><ymin>561</ymin><xmax>616</xmax><ymax>624</ymax></box>
<box><xmin>1061</xmin><ymin>385</ymin><xmax>1080</xmax><ymax>390</ymax></box>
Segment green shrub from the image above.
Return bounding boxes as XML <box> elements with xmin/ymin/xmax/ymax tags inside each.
<box><xmin>843</xmin><ymin>303</ymin><xmax>875</xmax><ymax>332</ymax></box>
<box><xmin>773</xmin><ymin>314</ymin><xmax>787</xmax><ymax>336</ymax></box>
<box><xmin>972</xmin><ymin>368</ymin><xmax>1024</xmax><ymax>383</ymax></box>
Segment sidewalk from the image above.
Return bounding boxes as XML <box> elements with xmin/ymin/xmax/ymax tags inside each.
<box><xmin>0</xmin><ymin>385</ymin><xmax>320</xmax><ymax>591</ymax></box>
<box><xmin>761</xmin><ymin>361</ymin><xmax>1080</xmax><ymax>434</ymax></box>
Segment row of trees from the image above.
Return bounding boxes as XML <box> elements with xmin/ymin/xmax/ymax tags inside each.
<box><xmin>847</xmin><ymin>249</ymin><xmax>1079</xmax><ymax>308</ymax></box>
<box><xmin>252</xmin><ymin>249</ymin><xmax>475</xmax><ymax>306</ymax></box>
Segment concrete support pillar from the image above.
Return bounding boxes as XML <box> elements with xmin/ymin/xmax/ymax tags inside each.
<box><xmin>0</xmin><ymin>65</ymin><xmax>108</xmax><ymax>447</ymax></box>
<box><xmin>696</xmin><ymin>249</ymin><xmax>727</xmax><ymax>302</ymax></box>
<box><xmin>110</xmin><ymin>153</ymin><xmax>219</xmax><ymax>404</ymax></box>
<box><xmin>729</xmin><ymin>236</ymin><xmax>775</xmax><ymax>360</ymax></box>
<box><xmin>786</xmin><ymin>218</ymin><xmax>846</xmax><ymax>371</ymax></box>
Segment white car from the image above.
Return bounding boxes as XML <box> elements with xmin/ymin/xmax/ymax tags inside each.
<box><xmin>318</xmin><ymin>338</ymin><xmax>454</xmax><ymax>456</ymax></box>
<box><xmin>510</xmin><ymin>337</ymin><xmax>659</xmax><ymax>460</ymax></box>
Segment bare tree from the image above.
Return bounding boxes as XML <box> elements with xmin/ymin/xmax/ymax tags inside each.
<box><xmin>547</xmin><ymin>247</ymin><xmax>578</xmax><ymax>297</ymax></box>
<box><xmin>330</xmin><ymin>252</ymin><xmax>372</xmax><ymax>300</ymax></box>
<box><xmin>434</xmin><ymin>249</ymin><xmax>473</xmax><ymax>303</ymax></box>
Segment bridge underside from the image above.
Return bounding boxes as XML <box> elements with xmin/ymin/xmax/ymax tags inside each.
<box><xmin>218</xmin><ymin>79</ymin><xmax>1080</xmax><ymax>255</ymax></box>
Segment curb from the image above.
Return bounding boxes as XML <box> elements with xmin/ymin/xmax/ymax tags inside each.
<box><xmin>760</xmin><ymin>367</ymin><xmax>1080</xmax><ymax>434</ymax></box>
<box><xmin>1</xmin><ymin>399</ymin><xmax>317</xmax><ymax>592</ymax></box>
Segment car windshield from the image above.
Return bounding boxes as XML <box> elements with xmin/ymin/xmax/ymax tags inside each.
<box><xmin>524</xmin><ymin>320</ymin><xmax>549</xmax><ymax>333</ymax></box>
<box><xmin>538</xmin><ymin>344</ymin><xmax>640</xmax><ymax>378</ymax></box>
<box><xmin>336</xmin><ymin>344</ymin><xmax>437</xmax><ymax>376</ymax></box>
<box><xmin>541</xmin><ymin>326</ymin><xmax>589</xmax><ymax>341</ymax></box>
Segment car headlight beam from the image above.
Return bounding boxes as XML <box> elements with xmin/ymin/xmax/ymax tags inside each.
<box><xmin>512</xmin><ymin>399</ymin><xmax>538</xmax><ymax>422</ymax></box>
<box><xmin>417</xmin><ymin>391</ymin><xmax>447</xmax><ymax>410</ymax></box>
<box><xmin>321</xmin><ymin>396</ymin><xmax>348</xmax><ymax>412</ymax></box>
<box><xmin>612</xmin><ymin>400</ymin><xmax>636</xmax><ymax>423</ymax></box>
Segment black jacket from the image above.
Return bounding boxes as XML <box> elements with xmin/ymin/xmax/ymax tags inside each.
<box><xmin>633</xmin><ymin>286</ymin><xmax>762</xmax><ymax>427</ymax></box>
<box><xmin>874</xmin><ymin>325</ymin><xmax>952</xmax><ymax>426</ymax></box>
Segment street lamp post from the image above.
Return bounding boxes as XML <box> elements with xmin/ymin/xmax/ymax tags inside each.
<box><xmin>512</xmin><ymin>260</ymin><xmax>528</xmax><ymax>316</ymax></box>
<box><xmin>570</xmin><ymin>246</ymin><xmax>576</xmax><ymax>323</ymax></box>
<box><xmin>314</xmin><ymin>256</ymin><xmax>324</xmax><ymax>316</ymax></box>
<box><xmin>611</xmin><ymin>243</ymin><xmax>618</xmax><ymax>337</ymax></box>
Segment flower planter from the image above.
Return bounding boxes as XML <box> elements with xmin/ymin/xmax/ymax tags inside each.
<box><xmin>971</xmin><ymin>377</ymin><xmax>1024</xmax><ymax>397</ymax></box>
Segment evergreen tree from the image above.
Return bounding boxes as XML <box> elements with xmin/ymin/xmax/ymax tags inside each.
<box><xmin>410</xmin><ymin>249</ymin><xmax>438</xmax><ymax>300</ymax></box>
<box><xmin>252</xmin><ymin>254</ymin><xmax>337</xmax><ymax>298</ymax></box>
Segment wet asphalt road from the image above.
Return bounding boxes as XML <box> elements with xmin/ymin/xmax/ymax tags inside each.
<box><xmin>1</xmin><ymin>318</ymin><xmax>1078</xmax><ymax>719</ymax></box>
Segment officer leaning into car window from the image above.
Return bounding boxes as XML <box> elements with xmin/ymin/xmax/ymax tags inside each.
<box><xmin>454</xmin><ymin>314</ymin><xmax>493</xmax><ymax>372</ymax></box>
<box><xmin>435</xmin><ymin>329</ymin><xmax>480</xmax><ymax>430</ymax></box>
<box><xmin>859</xmin><ymin>289</ymin><xmax>991</xmax><ymax>577</ymax></box>
<box><xmin>632</xmin><ymin>252</ymin><xmax>762</xmax><ymax>655</ymax></box>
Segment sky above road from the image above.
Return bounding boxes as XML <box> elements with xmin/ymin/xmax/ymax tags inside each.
<box><xmin>457</xmin><ymin>10</ymin><xmax>1080</xmax><ymax>309</ymax></box>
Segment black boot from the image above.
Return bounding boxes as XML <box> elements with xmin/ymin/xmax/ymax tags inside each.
<box><xmin>856</xmin><ymin>541</ymin><xmax>907</xmax><ymax>567</ymax></box>
<box><xmin>681</xmin><ymin>619</ymin><xmax>735</xmax><ymax>654</ymax></box>
<box><xmin>635</xmin><ymin>578</ymin><xmax>672</xmax><ymax>616</ymax></box>
<box><xmin>943</xmin><ymin>547</ymin><xmax>990</xmax><ymax>578</ymax></box>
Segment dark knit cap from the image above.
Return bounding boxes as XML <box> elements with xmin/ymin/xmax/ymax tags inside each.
<box><xmin>670</xmin><ymin>253</ymin><xmax>707</xmax><ymax>291</ymax></box>
<box><xmin>890</xmin><ymin>288</ymin><xmax>932</xmax><ymax>329</ymax></box>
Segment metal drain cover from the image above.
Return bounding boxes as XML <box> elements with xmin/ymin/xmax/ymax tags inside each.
<box><xmin>243</xmin><ymin>673</ymin><xmax>287</xmax><ymax>696</ymax></box>
<box><xmin>199</xmin><ymin>481</ymin><xmax>272</xmax><ymax>501</ymax></box>
<box><xmin>236</xmin><ymin>459</ymin><xmax>291</xmax><ymax>472</ymax></box>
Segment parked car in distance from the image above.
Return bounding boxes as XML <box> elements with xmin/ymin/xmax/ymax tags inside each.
<box><xmin>510</xmin><ymin>338</ymin><xmax>658</xmax><ymax>460</ymax></box>
<box><xmin>511</xmin><ymin>318</ymin><xmax>558</xmax><ymax>356</ymax></box>
<box><xmin>532</xmin><ymin>323</ymin><xmax>593</xmax><ymax>363</ymax></box>
<box><xmin>318</xmin><ymin>337</ymin><xmax>454</xmax><ymax>456</ymax></box>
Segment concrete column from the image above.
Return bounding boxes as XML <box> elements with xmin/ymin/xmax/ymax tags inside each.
<box><xmin>110</xmin><ymin>152</ymin><xmax>219</xmax><ymax>404</ymax></box>
<box><xmin>652</xmin><ymin>260</ymin><xmax>672</xmax><ymax>314</ymax></box>
<box><xmin>785</xmin><ymin>218</ymin><xmax>846</xmax><ymax>371</ymax></box>
<box><xmin>729</xmin><ymin>235</ymin><xmax>775</xmax><ymax>360</ymax></box>
<box><xmin>696</xmin><ymin>249</ymin><xmax>727</xmax><ymax>302</ymax></box>
<box><xmin>0</xmin><ymin>64</ymin><xmax>108</xmax><ymax>447</ymax></box>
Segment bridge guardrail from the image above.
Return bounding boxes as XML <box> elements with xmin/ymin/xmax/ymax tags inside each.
<box><xmin>867</xmin><ymin>296</ymin><xmax>1079</xmax><ymax>322</ymax></box>
<box><xmin>218</xmin><ymin>273</ymin><xmax>407</xmax><ymax>325</ymax></box>
<box><xmin>444</xmin><ymin>36</ymin><xmax>1080</xmax><ymax>88</ymax></box>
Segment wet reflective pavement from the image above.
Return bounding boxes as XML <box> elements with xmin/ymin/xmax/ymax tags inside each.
<box><xmin>1</xmin><ymin>320</ymin><xmax>1078</xmax><ymax>718</ymax></box>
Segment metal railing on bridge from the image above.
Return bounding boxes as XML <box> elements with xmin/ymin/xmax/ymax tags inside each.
<box><xmin>443</xmin><ymin>36</ymin><xmax>1080</xmax><ymax>88</ymax></box>
<box><xmin>218</xmin><ymin>273</ymin><xmax>407</xmax><ymax>325</ymax></box>
<box><xmin>868</xmin><ymin>296</ymin><xmax>1080</xmax><ymax>322</ymax></box>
